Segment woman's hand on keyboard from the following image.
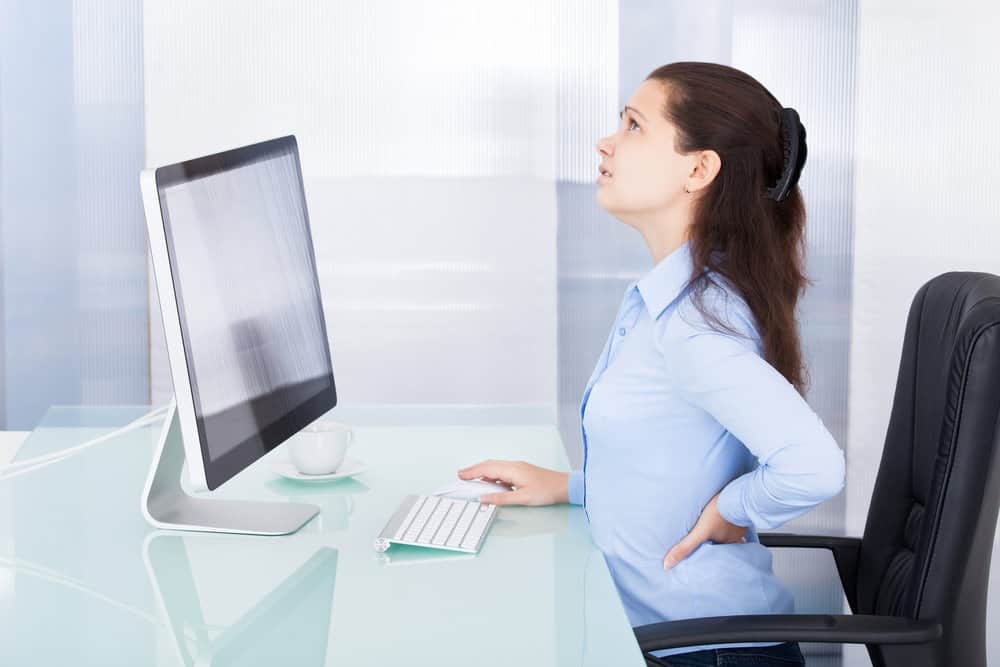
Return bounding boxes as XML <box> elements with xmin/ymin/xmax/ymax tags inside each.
<box><xmin>457</xmin><ymin>460</ymin><xmax>569</xmax><ymax>506</ymax></box>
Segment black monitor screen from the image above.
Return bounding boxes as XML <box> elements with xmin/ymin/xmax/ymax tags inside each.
<box><xmin>155</xmin><ymin>136</ymin><xmax>336</xmax><ymax>489</ymax></box>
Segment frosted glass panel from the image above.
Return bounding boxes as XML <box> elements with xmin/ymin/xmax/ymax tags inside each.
<box><xmin>143</xmin><ymin>0</ymin><xmax>615</xmax><ymax>409</ymax></box>
<box><xmin>0</xmin><ymin>0</ymin><xmax>147</xmax><ymax>429</ymax></box>
<box><xmin>848</xmin><ymin>2</ymin><xmax>1000</xmax><ymax>665</ymax></box>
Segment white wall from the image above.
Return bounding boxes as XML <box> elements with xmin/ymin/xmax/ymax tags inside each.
<box><xmin>846</xmin><ymin>2</ymin><xmax>1000</xmax><ymax>665</ymax></box>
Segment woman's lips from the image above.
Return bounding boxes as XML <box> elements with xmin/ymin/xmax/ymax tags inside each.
<box><xmin>597</xmin><ymin>172</ymin><xmax>612</xmax><ymax>184</ymax></box>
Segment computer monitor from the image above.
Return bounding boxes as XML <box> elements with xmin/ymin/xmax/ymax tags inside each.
<box><xmin>140</xmin><ymin>135</ymin><xmax>336</xmax><ymax>534</ymax></box>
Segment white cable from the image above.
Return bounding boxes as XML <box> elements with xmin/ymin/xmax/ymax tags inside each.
<box><xmin>0</xmin><ymin>407</ymin><xmax>168</xmax><ymax>479</ymax></box>
<box><xmin>0</xmin><ymin>414</ymin><xmax>164</xmax><ymax>481</ymax></box>
<box><xmin>2</xmin><ymin>405</ymin><xmax>168</xmax><ymax>470</ymax></box>
<box><xmin>0</xmin><ymin>405</ymin><xmax>169</xmax><ymax>481</ymax></box>
<box><xmin>4</xmin><ymin>406</ymin><xmax>169</xmax><ymax>470</ymax></box>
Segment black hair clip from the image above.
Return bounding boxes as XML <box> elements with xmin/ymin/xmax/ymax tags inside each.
<box><xmin>766</xmin><ymin>107</ymin><xmax>808</xmax><ymax>202</ymax></box>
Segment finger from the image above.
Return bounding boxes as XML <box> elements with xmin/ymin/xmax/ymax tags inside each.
<box><xmin>458</xmin><ymin>460</ymin><xmax>512</xmax><ymax>483</ymax></box>
<box><xmin>457</xmin><ymin>461</ymin><xmax>494</xmax><ymax>478</ymax></box>
<box><xmin>479</xmin><ymin>489</ymin><xmax>526</xmax><ymax>506</ymax></box>
<box><xmin>663</xmin><ymin>533</ymin><xmax>704</xmax><ymax>570</ymax></box>
<box><xmin>464</xmin><ymin>476</ymin><xmax>512</xmax><ymax>489</ymax></box>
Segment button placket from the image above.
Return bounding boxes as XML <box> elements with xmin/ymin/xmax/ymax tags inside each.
<box><xmin>609</xmin><ymin>294</ymin><xmax>641</xmax><ymax>362</ymax></box>
<box><xmin>579</xmin><ymin>283</ymin><xmax>642</xmax><ymax>511</ymax></box>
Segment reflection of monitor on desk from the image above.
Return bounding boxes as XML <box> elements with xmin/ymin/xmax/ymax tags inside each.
<box><xmin>143</xmin><ymin>534</ymin><xmax>337</xmax><ymax>667</ymax></box>
<box><xmin>139</xmin><ymin>136</ymin><xmax>337</xmax><ymax>534</ymax></box>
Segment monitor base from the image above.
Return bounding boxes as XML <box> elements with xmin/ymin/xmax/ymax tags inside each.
<box><xmin>141</xmin><ymin>400</ymin><xmax>319</xmax><ymax>535</ymax></box>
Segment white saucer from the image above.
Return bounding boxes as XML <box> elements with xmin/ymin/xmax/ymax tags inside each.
<box><xmin>270</xmin><ymin>456</ymin><xmax>369</xmax><ymax>482</ymax></box>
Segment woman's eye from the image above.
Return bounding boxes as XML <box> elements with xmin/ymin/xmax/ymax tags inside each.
<box><xmin>617</xmin><ymin>112</ymin><xmax>639</xmax><ymax>132</ymax></box>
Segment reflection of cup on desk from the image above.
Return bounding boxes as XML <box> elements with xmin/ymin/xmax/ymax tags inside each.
<box><xmin>291</xmin><ymin>494</ymin><xmax>354</xmax><ymax>531</ymax></box>
<box><xmin>289</xmin><ymin>422</ymin><xmax>353</xmax><ymax>475</ymax></box>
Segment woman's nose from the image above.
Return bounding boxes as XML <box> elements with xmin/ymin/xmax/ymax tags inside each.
<box><xmin>596</xmin><ymin>136</ymin><xmax>613</xmax><ymax>156</ymax></box>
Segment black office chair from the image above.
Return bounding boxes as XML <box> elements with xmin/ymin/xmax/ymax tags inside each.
<box><xmin>635</xmin><ymin>272</ymin><xmax>1000</xmax><ymax>667</ymax></box>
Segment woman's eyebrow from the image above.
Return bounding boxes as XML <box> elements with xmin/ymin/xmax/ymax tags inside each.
<box><xmin>623</xmin><ymin>105</ymin><xmax>648</xmax><ymax>121</ymax></box>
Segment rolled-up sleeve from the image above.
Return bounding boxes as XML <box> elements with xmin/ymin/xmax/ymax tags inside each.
<box><xmin>567</xmin><ymin>469</ymin><xmax>585</xmax><ymax>505</ymax></box>
<box><xmin>656</xmin><ymin>305</ymin><xmax>846</xmax><ymax>530</ymax></box>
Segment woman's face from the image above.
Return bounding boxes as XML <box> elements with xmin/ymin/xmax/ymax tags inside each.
<box><xmin>595</xmin><ymin>79</ymin><xmax>693</xmax><ymax>220</ymax></box>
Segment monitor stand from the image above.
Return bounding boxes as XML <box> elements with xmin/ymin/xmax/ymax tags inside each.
<box><xmin>141</xmin><ymin>400</ymin><xmax>319</xmax><ymax>535</ymax></box>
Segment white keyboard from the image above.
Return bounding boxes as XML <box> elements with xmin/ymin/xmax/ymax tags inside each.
<box><xmin>374</xmin><ymin>494</ymin><xmax>498</xmax><ymax>554</ymax></box>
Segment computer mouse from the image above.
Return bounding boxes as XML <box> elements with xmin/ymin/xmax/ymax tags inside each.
<box><xmin>434</xmin><ymin>478</ymin><xmax>513</xmax><ymax>500</ymax></box>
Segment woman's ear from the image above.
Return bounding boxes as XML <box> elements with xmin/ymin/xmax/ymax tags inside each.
<box><xmin>688</xmin><ymin>149</ymin><xmax>722</xmax><ymax>192</ymax></box>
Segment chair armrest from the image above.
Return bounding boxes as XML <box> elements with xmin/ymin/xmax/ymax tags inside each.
<box><xmin>634</xmin><ymin>613</ymin><xmax>942</xmax><ymax>652</ymax></box>
<box><xmin>758</xmin><ymin>533</ymin><xmax>861</xmax><ymax>612</ymax></box>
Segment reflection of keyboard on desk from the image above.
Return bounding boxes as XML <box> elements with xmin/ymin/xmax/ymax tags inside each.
<box><xmin>374</xmin><ymin>494</ymin><xmax>498</xmax><ymax>554</ymax></box>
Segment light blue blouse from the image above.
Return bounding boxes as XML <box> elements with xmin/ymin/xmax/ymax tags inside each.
<box><xmin>567</xmin><ymin>240</ymin><xmax>846</xmax><ymax>659</ymax></box>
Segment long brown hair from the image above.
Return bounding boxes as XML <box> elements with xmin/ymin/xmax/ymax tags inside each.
<box><xmin>646</xmin><ymin>62</ymin><xmax>810</xmax><ymax>395</ymax></box>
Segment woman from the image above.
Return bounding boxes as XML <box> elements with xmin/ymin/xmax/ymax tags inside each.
<box><xmin>458</xmin><ymin>62</ymin><xmax>845</xmax><ymax>666</ymax></box>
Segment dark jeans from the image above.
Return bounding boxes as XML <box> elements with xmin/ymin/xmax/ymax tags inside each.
<box><xmin>648</xmin><ymin>641</ymin><xmax>805</xmax><ymax>666</ymax></box>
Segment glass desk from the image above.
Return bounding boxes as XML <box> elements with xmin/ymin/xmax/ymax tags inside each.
<box><xmin>0</xmin><ymin>406</ymin><xmax>644</xmax><ymax>666</ymax></box>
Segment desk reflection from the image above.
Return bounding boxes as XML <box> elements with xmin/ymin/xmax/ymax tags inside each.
<box><xmin>143</xmin><ymin>534</ymin><xmax>338</xmax><ymax>666</ymax></box>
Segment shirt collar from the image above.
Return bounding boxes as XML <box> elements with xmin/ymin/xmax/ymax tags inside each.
<box><xmin>635</xmin><ymin>240</ymin><xmax>697</xmax><ymax>319</ymax></box>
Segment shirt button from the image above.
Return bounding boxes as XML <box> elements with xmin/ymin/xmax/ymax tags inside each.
<box><xmin>618</xmin><ymin>327</ymin><xmax>627</xmax><ymax>336</ymax></box>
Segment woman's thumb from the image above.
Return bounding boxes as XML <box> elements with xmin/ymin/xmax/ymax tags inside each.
<box><xmin>480</xmin><ymin>489</ymin><xmax>522</xmax><ymax>506</ymax></box>
<box><xmin>663</xmin><ymin>534</ymin><xmax>700</xmax><ymax>570</ymax></box>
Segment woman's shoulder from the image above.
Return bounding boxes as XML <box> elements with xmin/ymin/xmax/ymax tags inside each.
<box><xmin>654</xmin><ymin>272</ymin><xmax>762</xmax><ymax>354</ymax></box>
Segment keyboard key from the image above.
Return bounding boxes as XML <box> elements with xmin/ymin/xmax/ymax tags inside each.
<box><xmin>417</xmin><ymin>498</ymin><xmax>452</xmax><ymax>543</ymax></box>
<box><xmin>431</xmin><ymin>501</ymin><xmax>466</xmax><ymax>545</ymax></box>
<box><xmin>393</xmin><ymin>496</ymin><xmax>426</xmax><ymax>541</ymax></box>
<box><xmin>403</xmin><ymin>495</ymin><xmax>438</xmax><ymax>542</ymax></box>
<box><xmin>460</xmin><ymin>504</ymin><xmax>495</xmax><ymax>550</ymax></box>
<box><xmin>446</xmin><ymin>502</ymin><xmax>481</xmax><ymax>548</ymax></box>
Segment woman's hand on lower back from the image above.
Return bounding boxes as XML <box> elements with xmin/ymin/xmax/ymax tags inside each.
<box><xmin>457</xmin><ymin>460</ymin><xmax>569</xmax><ymax>506</ymax></box>
<box><xmin>662</xmin><ymin>491</ymin><xmax>748</xmax><ymax>570</ymax></box>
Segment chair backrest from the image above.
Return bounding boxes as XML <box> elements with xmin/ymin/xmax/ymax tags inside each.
<box><xmin>857</xmin><ymin>272</ymin><xmax>1000</xmax><ymax>663</ymax></box>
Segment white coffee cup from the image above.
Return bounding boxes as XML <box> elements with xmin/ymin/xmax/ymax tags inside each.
<box><xmin>288</xmin><ymin>421</ymin><xmax>354</xmax><ymax>475</ymax></box>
